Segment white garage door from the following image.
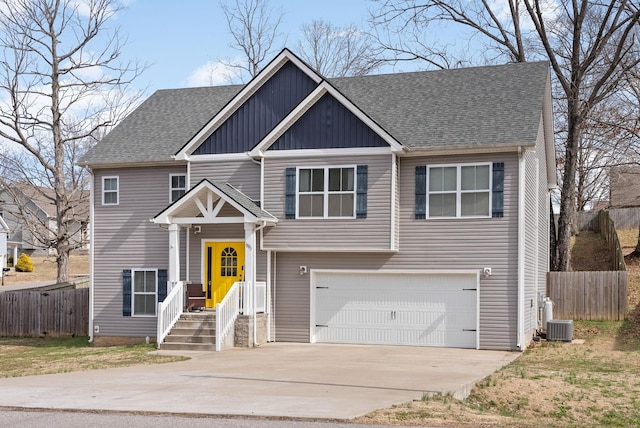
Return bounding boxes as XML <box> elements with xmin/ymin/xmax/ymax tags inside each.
<box><xmin>313</xmin><ymin>271</ymin><xmax>478</xmax><ymax>349</ymax></box>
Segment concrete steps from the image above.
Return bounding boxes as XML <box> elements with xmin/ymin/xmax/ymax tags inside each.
<box><xmin>159</xmin><ymin>312</ymin><xmax>216</xmax><ymax>351</ymax></box>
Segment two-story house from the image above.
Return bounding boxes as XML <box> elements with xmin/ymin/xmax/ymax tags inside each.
<box><xmin>80</xmin><ymin>49</ymin><xmax>555</xmax><ymax>351</ymax></box>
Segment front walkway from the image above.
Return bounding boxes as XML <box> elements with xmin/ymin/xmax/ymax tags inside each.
<box><xmin>0</xmin><ymin>343</ymin><xmax>518</xmax><ymax>419</ymax></box>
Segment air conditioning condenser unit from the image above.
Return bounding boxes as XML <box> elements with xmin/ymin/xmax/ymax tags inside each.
<box><xmin>547</xmin><ymin>320</ymin><xmax>573</xmax><ymax>342</ymax></box>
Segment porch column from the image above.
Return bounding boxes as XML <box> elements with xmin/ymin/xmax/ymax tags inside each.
<box><xmin>168</xmin><ymin>223</ymin><xmax>180</xmax><ymax>285</ymax></box>
<box><xmin>244</xmin><ymin>222</ymin><xmax>256</xmax><ymax>314</ymax></box>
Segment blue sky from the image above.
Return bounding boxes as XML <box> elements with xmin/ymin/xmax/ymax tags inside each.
<box><xmin>116</xmin><ymin>0</ymin><xmax>376</xmax><ymax>92</ymax></box>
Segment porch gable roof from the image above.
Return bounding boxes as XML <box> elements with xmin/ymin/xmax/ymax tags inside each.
<box><xmin>153</xmin><ymin>179</ymin><xmax>277</xmax><ymax>226</ymax></box>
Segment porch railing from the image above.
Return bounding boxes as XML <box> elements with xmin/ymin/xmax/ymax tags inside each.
<box><xmin>215</xmin><ymin>282</ymin><xmax>240</xmax><ymax>352</ymax></box>
<box><xmin>156</xmin><ymin>281</ymin><xmax>184</xmax><ymax>348</ymax></box>
<box><xmin>239</xmin><ymin>281</ymin><xmax>266</xmax><ymax>314</ymax></box>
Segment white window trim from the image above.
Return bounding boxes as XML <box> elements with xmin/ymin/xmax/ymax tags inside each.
<box><xmin>131</xmin><ymin>268</ymin><xmax>158</xmax><ymax>317</ymax></box>
<box><xmin>169</xmin><ymin>173</ymin><xmax>187</xmax><ymax>203</ymax></box>
<box><xmin>102</xmin><ymin>176</ymin><xmax>119</xmax><ymax>206</ymax></box>
<box><xmin>296</xmin><ymin>165</ymin><xmax>357</xmax><ymax>219</ymax></box>
<box><xmin>426</xmin><ymin>162</ymin><xmax>492</xmax><ymax>219</ymax></box>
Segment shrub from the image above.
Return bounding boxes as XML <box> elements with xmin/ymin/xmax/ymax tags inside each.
<box><xmin>15</xmin><ymin>254</ymin><xmax>34</xmax><ymax>272</ymax></box>
<box><xmin>7</xmin><ymin>255</ymin><xmax>13</xmax><ymax>267</ymax></box>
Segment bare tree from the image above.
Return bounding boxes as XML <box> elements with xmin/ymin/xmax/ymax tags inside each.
<box><xmin>0</xmin><ymin>0</ymin><xmax>144</xmax><ymax>283</ymax></box>
<box><xmin>220</xmin><ymin>0</ymin><xmax>285</xmax><ymax>81</ymax></box>
<box><xmin>370</xmin><ymin>0</ymin><xmax>531</xmax><ymax>69</ymax></box>
<box><xmin>371</xmin><ymin>0</ymin><xmax>640</xmax><ymax>271</ymax></box>
<box><xmin>298</xmin><ymin>20</ymin><xmax>381</xmax><ymax>77</ymax></box>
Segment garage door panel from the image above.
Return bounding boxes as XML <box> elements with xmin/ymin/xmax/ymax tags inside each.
<box><xmin>314</xmin><ymin>272</ymin><xmax>478</xmax><ymax>348</ymax></box>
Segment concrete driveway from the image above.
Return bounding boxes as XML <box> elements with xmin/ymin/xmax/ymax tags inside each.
<box><xmin>0</xmin><ymin>343</ymin><xmax>518</xmax><ymax>420</ymax></box>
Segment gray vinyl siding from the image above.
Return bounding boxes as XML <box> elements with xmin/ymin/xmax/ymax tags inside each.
<box><xmin>93</xmin><ymin>165</ymin><xmax>186</xmax><ymax>338</ymax></box>
<box><xmin>190</xmin><ymin>159</ymin><xmax>260</xmax><ymax>201</ymax></box>
<box><xmin>272</xmin><ymin>152</ymin><xmax>520</xmax><ymax>350</ymax></box>
<box><xmin>186</xmin><ymin>224</ymin><xmax>267</xmax><ymax>285</ymax></box>
<box><xmin>521</xmin><ymin>119</ymin><xmax>551</xmax><ymax>344</ymax></box>
<box><xmin>262</xmin><ymin>154</ymin><xmax>393</xmax><ymax>250</ymax></box>
<box><xmin>523</xmin><ymin>147</ymin><xmax>539</xmax><ymax>340</ymax></box>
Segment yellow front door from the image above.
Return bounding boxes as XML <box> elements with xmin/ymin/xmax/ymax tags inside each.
<box><xmin>205</xmin><ymin>241</ymin><xmax>244</xmax><ymax>308</ymax></box>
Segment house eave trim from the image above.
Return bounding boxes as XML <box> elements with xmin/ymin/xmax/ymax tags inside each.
<box><xmin>403</xmin><ymin>143</ymin><xmax>534</xmax><ymax>157</ymax></box>
<box><xmin>260</xmin><ymin>246</ymin><xmax>399</xmax><ymax>253</ymax></box>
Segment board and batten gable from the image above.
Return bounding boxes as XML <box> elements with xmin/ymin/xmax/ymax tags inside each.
<box><xmin>271</xmin><ymin>152</ymin><xmax>520</xmax><ymax>350</ymax></box>
<box><xmin>262</xmin><ymin>154</ymin><xmax>394</xmax><ymax>251</ymax></box>
<box><xmin>92</xmin><ymin>165</ymin><xmax>186</xmax><ymax>338</ymax></box>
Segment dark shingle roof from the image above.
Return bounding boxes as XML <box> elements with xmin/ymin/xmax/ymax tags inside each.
<box><xmin>330</xmin><ymin>61</ymin><xmax>549</xmax><ymax>151</ymax></box>
<box><xmin>81</xmin><ymin>61</ymin><xmax>549</xmax><ymax>166</ymax></box>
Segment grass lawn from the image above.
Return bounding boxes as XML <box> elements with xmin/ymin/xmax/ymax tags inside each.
<box><xmin>0</xmin><ymin>336</ymin><xmax>186</xmax><ymax>378</ymax></box>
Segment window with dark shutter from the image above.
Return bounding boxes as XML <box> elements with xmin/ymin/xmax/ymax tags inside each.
<box><xmin>356</xmin><ymin>165</ymin><xmax>368</xmax><ymax>219</ymax></box>
<box><xmin>157</xmin><ymin>269</ymin><xmax>168</xmax><ymax>302</ymax></box>
<box><xmin>492</xmin><ymin>162</ymin><xmax>504</xmax><ymax>218</ymax></box>
<box><xmin>122</xmin><ymin>269</ymin><xmax>132</xmax><ymax>317</ymax></box>
<box><xmin>415</xmin><ymin>166</ymin><xmax>427</xmax><ymax>219</ymax></box>
<box><xmin>285</xmin><ymin>167</ymin><xmax>296</xmax><ymax>219</ymax></box>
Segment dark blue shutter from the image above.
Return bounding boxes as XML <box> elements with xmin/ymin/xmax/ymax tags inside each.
<box><xmin>157</xmin><ymin>269</ymin><xmax>168</xmax><ymax>303</ymax></box>
<box><xmin>492</xmin><ymin>162</ymin><xmax>504</xmax><ymax>218</ymax></box>
<box><xmin>285</xmin><ymin>167</ymin><xmax>296</xmax><ymax>219</ymax></box>
<box><xmin>122</xmin><ymin>269</ymin><xmax>132</xmax><ymax>317</ymax></box>
<box><xmin>415</xmin><ymin>166</ymin><xmax>427</xmax><ymax>219</ymax></box>
<box><xmin>356</xmin><ymin>165</ymin><xmax>368</xmax><ymax>219</ymax></box>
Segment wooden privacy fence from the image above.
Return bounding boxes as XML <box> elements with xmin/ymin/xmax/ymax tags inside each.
<box><xmin>548</xmin><ymin>210</ymin><xmax>629</xmax><ymax>320</ymax></box>
<box><xmin>548</xmin><ymin>271</ymin><xmax>627</xmax><ymax>320</ymax></box>
<box><xmin>571</xmin><ymin>207</ymin><xmax>640</xmax><ymax>232</ymax></box>
<box><xmin>598</xmin><ymin>210</ymin><xmax>627</xmax><ymax>271</ymax></box>
<box><xmin>0</xmin><ymin>288</ymin><xmax>88</xmax><ymax>337</ymax></box>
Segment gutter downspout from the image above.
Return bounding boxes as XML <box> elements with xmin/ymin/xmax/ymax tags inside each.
<box><xmin>88</xmin><ymin>167</ymin><xmax>95</xmax><ymax>344</ymax></box>
<box><xmin>253</xmin><ymin>220</ymin><xmax>268</xmax><ymax>347</ymax></box>
<box><xmin>517</xmin><ymin>146</ymin><xmax>526</xmax><ymax>351</ymax></box>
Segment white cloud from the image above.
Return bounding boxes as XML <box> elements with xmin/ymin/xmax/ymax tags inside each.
<box><xmin>185</xmin><ymin>60</ymin><xmax>243</xmax><ymax>87</ymax></box>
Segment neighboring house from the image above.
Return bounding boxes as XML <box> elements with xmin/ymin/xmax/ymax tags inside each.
<box><xmin>609</xmin><ymin>165</ymin><xmax>640</xmax><ymax>208</ymax></box>
<box><xmin>80</xmin><ymin>49</ymin><xmax>555</xmax><ymax>351</ymax></box>
<box><xmin>0</xmin><ymin>215</ymin><xmax>8</xmax><ymax>270</ymax></box>
<box><xmin>0</xmin><ymin>184</ymin><xmax>90</xmax><ymax>257</ymax></box>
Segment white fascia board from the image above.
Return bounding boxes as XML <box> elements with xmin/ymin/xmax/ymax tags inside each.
<box><xmin>250</xmin><ymin>81</ymin><xmax>405</xmax><ymax>157</ymax></box>
<box><xmin>403</xmin><ymin>144</ymin><xmax>532</xmax><ymax>157</ymax></box>
<box><xmin>152</xmin><ymin>180</ymin><xmax>212</xmax><ymax>224</ymax></box>
<box><xmin>261</xmin><ymin>146</ymin><xmax>393</xmax><ymax>159</ymax></box>
<box><xmin>189</xmin><ymin>153</ymin><xmax>256</xmax><ymax>163</ymax></box>
<box><xmin>154</xmin><ymin>180</ymin><xmax>276</xmax><ymax>226</ymax></box>
<box><xmin>311</xmin><ymin>268</ymin><xmax>480</xmax><ymax>276</ymax></box>
<box><xmin>174</xmin><ymin>49</ymin><xmax>323</xmax><ymax>161</ymax></box>
<box><xmin>260</xmin><ymin>246</ymin><xmax>399</xmax><ymax>253</ymax></box>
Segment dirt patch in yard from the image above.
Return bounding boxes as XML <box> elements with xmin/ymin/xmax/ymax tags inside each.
<box><xmin>2</xmin><ymin>254</ymin><xmax>89</xmax><ymax>285</ymax></box>
<box><xmin>570</xmin><ymin>231</ymin><xmax>612</xmax><ymax>271</ymax></box>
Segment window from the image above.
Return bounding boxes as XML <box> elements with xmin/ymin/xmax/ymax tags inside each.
<box><xmin>220</xmin><ymin>247</ymin><xmax>238</xmax><ymax>276</ymax></box>
<box><xmin>170</xmin><ymin>174</ymin><xmax>186</xmax><ymax>203</ymax></box>
<box><xmin>427</xmin><ymin>163</ymin><xmax>491</xmax><ymax>218</ymax></box>
<box><xmin>132</xmin><ymin>269</ymin><xmax>157</xmax><ymax>316</ymax></box>
<box><xmin>102</xmin><ymin>176</ymin><xmax>119</xmax><ymax>205</ymax></box>
<box><xmin>297</xmin><ymin>166</ymin><xmax>355</xmax><ymax>218</ymax></box>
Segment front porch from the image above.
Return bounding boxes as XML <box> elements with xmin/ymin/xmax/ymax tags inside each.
<box><xmin>152</xmin><ymin>180</ymin><xmax>277</xmax><ymax>351</ymax></box>
<box><xmin>157</xmin><ymin>280</ymin><xmax>268</xmax><ymax>351</ymax></box>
